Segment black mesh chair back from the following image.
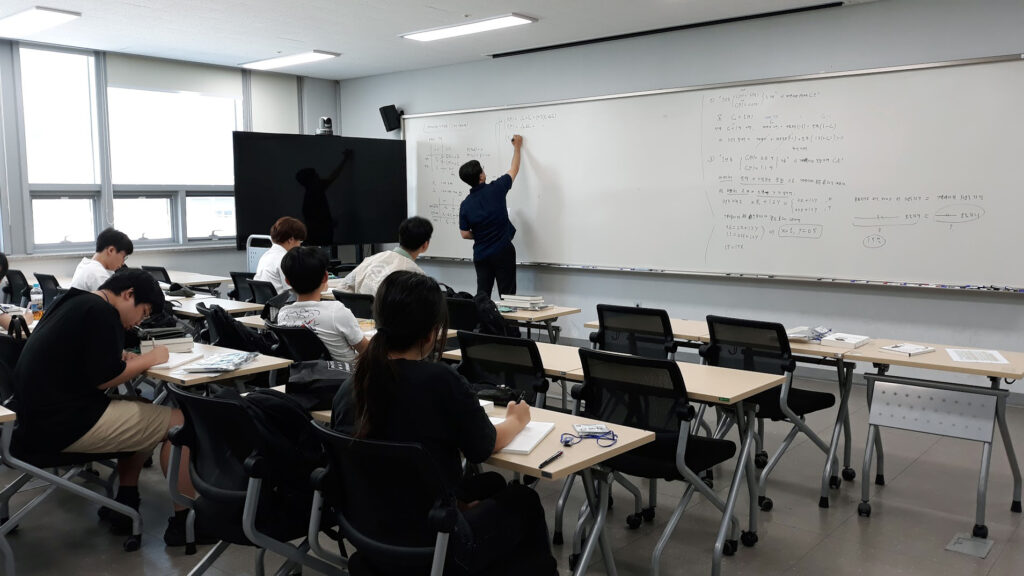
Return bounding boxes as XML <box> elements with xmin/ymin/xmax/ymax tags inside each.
<box><xmin>247</xmin><ymin>279</ymin><xmax>278</xmax><ymax>305</ymax></box>
<box><xmin>313</xmin><ymin>423</ymin><xmax>459</xmax><ymax>573</ymax></box>
<box><xmin>141</xmin><ymin>265</ymin><xmax>172</xmax><ymax>284</ymax></box>
<box><xmin>702</xmin><ymin>315</ymin><xmax>795</xmax><ymax>375</ymax></box>
<box><xmin>33</xmin><ymin>273</ymin><xmax>62</xmax><ymax>309</ymax></box>
<box><xmin>266</xmin><ymin>322</ymin><xmax>331</xmax><ymax>362</ymax></box>
<box><xmin>456</xmin><ymin>330</ymin><xmax>548</xmax><ymax>406</ymax></box>
<box><xmin>592</xmin><ymin>304</ymin><xmax>677</xmax><ymax>359</ymax></box>
<box><xmin>331</xmin><ymin>291</ymin><xmax>374</xmax><ymax>319</ymax></box>
<box><xmin>446</xmin><ymin>296</ymin><xmax>479</xmax><ymax>332</ymax></box>
<box><xmin>4</xmin><ymin>269</ymin><xmax>30</xmax><ymax>306</ymax></box>
<box><xmin>195</xmin><ymin>301</ymin><xmax>222</xmax><ymax>344</ymax></box>
<box><xmin>230</xmin><ymin>271</ymin><xmax>256</xmax><ymax>301</ymax></box>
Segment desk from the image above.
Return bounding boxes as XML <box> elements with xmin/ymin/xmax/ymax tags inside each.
<box><xmin>172</xmin><ymin>297</ymin><xmax>264</xmax><ymax>319</ymax></box>
<box><xmin>161</xmin><ymin>270</ymin><xmax>230</xmax><ymax>289</ymax></box>
<box><xmin>145</xmin><ymin>343</ymin><xmax>292</xmax><ymax>387</ymax></box>
<box><xmin>844</xmin><ymin>339</ymin><xmax>1024</xmax><ymax>538</ymax></box>
<box><xmin>502</xmin><ymin>306</ymin><xmax>581</xmax><ymax>343</ymax></box>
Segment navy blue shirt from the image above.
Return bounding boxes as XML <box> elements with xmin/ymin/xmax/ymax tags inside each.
<box><xmin>459</xmin><ymin>173</ymin><xmax>516</xmax><ymax>260</ymax></box>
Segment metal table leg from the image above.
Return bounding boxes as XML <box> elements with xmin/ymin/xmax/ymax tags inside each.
<box><xmin>713</xmin><ymin>402</ymin><xmax>757</xmax><ymax>576</ymax></box>
<box><xmin>993</xmin><ymin>381</ymin><xmax>1023</xmax><ymax>513</ymax></box>
<box><xmin>819</xmin><ymin>361</ymin><xmax>854</xmax><ymax>507</ymax></box>
<box><xmin>575</xmin><ymin>468</ymin><xmax>617</xmax><ymax>576</ymax></box>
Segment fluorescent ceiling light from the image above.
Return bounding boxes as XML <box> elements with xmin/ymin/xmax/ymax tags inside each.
<box><xmin>403</xmin><ymin>13</ymin><xmax>535</xmax><ymax>42</ymax></box>
<box><xmin>241</xmin><ymin>50</ymin><xmax>339</xmax><ymax>71</ymax></box>
<box><xmin>0</xmin><ymin>6</ymin><xmax>81</xmax><ymax>38</ymax></box>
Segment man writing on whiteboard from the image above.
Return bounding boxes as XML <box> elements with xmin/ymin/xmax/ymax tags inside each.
<box><xmin>458</xmin><ymin>134</ymin><xmax>523</xmax><ymax>297</ymax></box>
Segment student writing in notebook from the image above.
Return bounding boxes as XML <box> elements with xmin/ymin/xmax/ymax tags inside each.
<box><xmin>332</xmin><ymin>270</ymin><xmax>557</xmax><ymax>575</ymax></box>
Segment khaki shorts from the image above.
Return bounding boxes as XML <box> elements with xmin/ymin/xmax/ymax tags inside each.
<box><xmin>63</xmin><ymin>400</ymin><xmax>173</xmax><ymax>454</ymax></box>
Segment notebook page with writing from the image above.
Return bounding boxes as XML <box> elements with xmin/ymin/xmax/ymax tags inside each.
<box><xmin>489</xmin><ymin>417</ymin><xmax>555</xmax><ymax>455</ymax></box>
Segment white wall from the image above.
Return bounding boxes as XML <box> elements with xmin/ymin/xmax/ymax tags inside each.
<box><xmin>336</xmin><ymin>0</ymin><xmax>1024</xmax><ymax>390</ymax></box>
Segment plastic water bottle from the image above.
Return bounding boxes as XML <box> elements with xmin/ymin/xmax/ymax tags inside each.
<box><xmin>29</xmin><ymin>283</ymin><xmax>43</xmax><ymax>320</ymax></box>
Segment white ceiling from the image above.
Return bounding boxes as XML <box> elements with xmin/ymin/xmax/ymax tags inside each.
<box><xmin>1</xmin><ymin>1</ymin><xmax>850</xmax><ymax>80</ymax></box>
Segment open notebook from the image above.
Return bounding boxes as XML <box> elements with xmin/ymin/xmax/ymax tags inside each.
<box><xmin>489</xmin><ymin>417</ymin><xmax>555</xmax><ymax>455</ymax></box>
<box><xmin>152</xmin><ymin>352</ymin><xmax>203</xmax><ymax>370</ymax></box>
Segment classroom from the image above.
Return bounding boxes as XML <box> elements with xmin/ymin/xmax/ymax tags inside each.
<box><xmin>1</xmin><ymin>0</ymin><xmax>1023</xmax><ymax>574</ymax></box>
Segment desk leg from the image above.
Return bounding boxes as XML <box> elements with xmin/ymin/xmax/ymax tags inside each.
<box><xmin>993</xmin><ymin>386</ymin><xmax>1023</xmax><ymax>512</ymax></box>
<box><xmin>545</xmin><ymin>320</ymin><xmax>558</xmax><ymax>344</ymax></box>
<box><xmin>819</xmin><ymin>361</ymin><xmax>854</xmax><ymax>508</ymax></box>
<box><xmin>576</xmin><ymin>468</ymin><xmax>616</xmax><ymax>576</ymax></box>
<box><xmin>713</xmin><ymin>402</ymin><xmax>756</xmax><ymax>576</ymax></box>
<box><xmin>866</xmin><ymin>368</ymin><xmax>887</xmax><ymax>486</ymax></box>
<box><xmin>975</xmin><ymin>440</ymin><xmax>993</xmax><ymax>538</ymax></box>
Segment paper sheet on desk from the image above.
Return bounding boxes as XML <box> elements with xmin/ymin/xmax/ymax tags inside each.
<box><xmin>152</xmin><ymin>352</ymin><xmax>202</xmax><ymax>370</ymax></box>
<box><xmin>489</xmin><ymin>417</ymin><xmax>555</xmax><ymax>455</ymax></box>
<box><xmin>947</xmin><ymin>349</ymin><xmax>1009</xmax><ymax>364</ymax></box>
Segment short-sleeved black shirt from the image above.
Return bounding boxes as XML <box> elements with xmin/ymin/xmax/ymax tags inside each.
<box><xmin>12</xmin><ymin>288</ymin><xmax>126</xmax><ymax>453</ymax></box>
<box><xmin>458</xmin><ymin>173</ymin><xmax>516</xmax><ymax>260</ymax></box>
<box><xmin>332</xmin><ymin>359</ymin><xmax>496</xmax><ymax>489</ymax></box>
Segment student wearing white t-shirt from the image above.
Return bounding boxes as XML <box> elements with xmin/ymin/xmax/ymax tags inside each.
<box><xmin>254</xmin><ymin>216</ymin><xmax>307</xmax><ymax>294</ymax></box>
<box><xmin>70</xmin><ymin>227</ymin><xmax>134</xmax><ymax>291</ymax></box>
<box><xmin>276</xmin><ymin>246</ymin><xmax>369</xmax><ymax>363</ymax></box>
<box><xmin>338</xmin><ymin>216</ymin><xmax>433</xmax><ymax>296</ymax></box>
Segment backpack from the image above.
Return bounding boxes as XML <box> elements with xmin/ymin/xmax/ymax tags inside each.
<box><xmin>286</xmin><ymin>360</ymin><xmax>353</xmax><ymax>411</ymax></box>
<box><xmin>261</xmin><ymin>290</ymin><xmax>296</xmax><ymax>323</ymax></box>
<box><xmin>207</xmin><ymin>304</ymin><xmax>279</xmax><ymax>355</ymax></box>
<box><xmin>473</xmin><ymin>293</ymin><xmax>520</xmax><ymax>338</ymax></box>
<box><xmin>439</xmin><ymin>283</ymin><xmax>473</xmax><ymax>300</ymax></box>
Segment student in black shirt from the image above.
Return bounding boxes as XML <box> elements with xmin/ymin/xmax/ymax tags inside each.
<box><xmin>333</xmin><ymin>270</ymin><xmax>557</xmax><ymax>576</ymax></box>
<box><xmin>12</xmin><ymin>268</ymin><xmax>201</xmax><ymax>545</ymax></box>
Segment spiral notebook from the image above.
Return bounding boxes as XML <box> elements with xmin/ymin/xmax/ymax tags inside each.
<box><xmin>488</xmin><ymin>417</ymin><xmax>555</xmax><ymax>455</ymax></box>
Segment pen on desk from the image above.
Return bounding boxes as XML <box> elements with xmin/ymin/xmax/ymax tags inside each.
<box><xmin>517</xmin><ymin>390</ymin><xmax>527</xmax><ymax>404</ymax></box>
<box><xmin>538</xmin><ymin>450</ymin><xmax>563</xmax><ymax>469</ymax></box>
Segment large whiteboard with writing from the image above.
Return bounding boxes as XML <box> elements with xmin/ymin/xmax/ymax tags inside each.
<box><xmin>405</xmin><ymin>58</ymin><xmax>1024</xmax><ymax>287</ymax></box>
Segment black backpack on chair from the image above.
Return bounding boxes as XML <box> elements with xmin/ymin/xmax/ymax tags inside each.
<box><xmin>473</xmin><ymin>293</ymin><xmax>520</xmax><ymax>338</ymax></box>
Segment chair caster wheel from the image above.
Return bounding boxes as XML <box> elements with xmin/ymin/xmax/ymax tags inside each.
<box><xmin>626</xmin><ymin>513</ymin><xmax>642</xmax><ymax>529</ymax></box>
<box><xmin>123</xmin><ymin>535</ymin><xmax>141</xmax><ymax>552</ymax></box>
<box><xmin>858</xmin><ymin>502</ymin><xmax>871</xmax><ymax>517</ymax></box>
<box><xmin>758</xmin><ymin>496</ymin><xmax>773</xmax><ymax>512</ymax></box>
<box><xmin>874</xmin><ymin>474</ymin><xmax>885</xmax><ymax>486</ymax></box>
<box><xmin>1012</xmin><ymin>500</ymin><xmax>1022</xmax><ymax>513</ymax></box>
<box><xmin>972</xmin><ymin>524</ymin><xmax>988</xmax><ymax>539</ymax></box>
<box><xmin>842</xmin><ymin>468</ymin><xmax>856</xmax><ymax>481</ymax></box>
<box><xmin>740</xmin><ymin>531</ymin><xmax>758</xmax><ymax>547</ymax></box>
<box><xmin>754</xmin><ymin>451</ymin><xmax>769</xmax><ymax>469</ymax></box>
<box><xmin>829</xmin><ymin>475</ymin><xmax>841</xmax><ymax>490</ymax></box>
<box><xmin>552</xmin><ymin>531</ymin><xmax>563</xmax><ymax>545</ymax></box>
<box><xmin>723</xmin><ymin>539</ymin><xmax>738</xmax><ymax>556</ymax></box>
<box><xmin>568</xmin><ymin>553</ymin><xmax>580</xmax><ymax>570</ymax></box>
<box><xmin>641</xmin><ymin>507</ymin><xmax>656</xmax><ymax>522</ymax></box>
<box><xmin>819</xmin><ymin>496</ymin><xmax>830</xmax><ymax>509</ymax></box>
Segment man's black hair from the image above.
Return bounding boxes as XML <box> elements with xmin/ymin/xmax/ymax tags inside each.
<box><xmin>398</xmin><ymin>217</ymin><xmax>433</xmax><ymax>251</ymax></box>
<box><xmin>459</xmin><ymin>160</ymin><xmax>483</xmax><ymax>187</ymax></box>
<box><xmin>96</xmin><ymin>227</ymin><xmax>134</xmax><ymax>255</ymax></box>
<box><xmin>99</xmin><ymin>268</ymin><xmax>164</xmax><ymax>311</ymax></box>
<box><xmin>0</xmin><ymin>252</ymin><xmax>8</xmax><ymax>278</ymax></box>
<box><xmin>281</xmin><ymin>246</ymin><xmax>328</xmax><ymax>294</ymax></box>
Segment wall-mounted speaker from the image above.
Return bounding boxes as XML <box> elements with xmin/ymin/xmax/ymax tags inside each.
<box><xmin>379</xmin><ymin>104</ymin><xmax>403</xmax><ymax>132</ymax></box>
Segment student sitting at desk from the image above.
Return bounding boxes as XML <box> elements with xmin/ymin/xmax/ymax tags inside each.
<box><xmin>11</xmin><ymin>268</ymin><xmax>203</xmax><ymax>545</ymax></box>
<box><xmin>337</xmin><ymin>216</ymin><xmax>433</xmax><ymax>296</ymax></box>
<box><xmin>332</xmin><ymin>270</ymin><xmax>557</xmax><ymax>575</ymax></box>
<box><xmin>277</xmin><ymin>246</ymin><xmax>369</xmax><ymax>363</ymax></box>
<box><xmin>70</xmin><ymin>227</ymin><xmax>134</xmax><ymax>291</ymax></box>
<box><xmin>0</xmin><ymin>253</ymin><xmax>32</xmax><ymax>330</ymax></box>
<box><xmin>255</xmin><ymin>216</ymin><xmax>307</xmax><ymax>293</ymax></box>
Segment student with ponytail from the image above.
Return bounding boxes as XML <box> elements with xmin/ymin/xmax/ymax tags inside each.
<box><xmin>332</xmin><ymin>270</ymin><xmax>557</xmax><ymax>576</ymax></box>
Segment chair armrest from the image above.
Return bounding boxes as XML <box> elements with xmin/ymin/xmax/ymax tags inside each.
<box><xmin>309</xmin><ymin>466</ymin><xmax>329</xmax><ymax>491</ymax></box>
<box><xmin>676</xmin><ymin>404</ymin><xmax>696</xmax><ymax>422</ymax></box>
<box><xmin>588</xmin><ymin>332</ymin><xmax>600</xmax><ymax>344</ymax></box>
<box><xmin>569</xmin><ymin>384</ymin><xmax>585</xmax><ymax>400</ymax></box>
<box><xmin>244</xmin><ymin>452</ymin><xmax>266</xmax><ymax>479</ymax></box>
<box><xmin>697</xmin><ymin>343</ymin><xmax>711</xmax><ymax>360</ymax></box>
<box><xmin>167</xmin><ymin>424</ymin><xmax>193</xmax><ymax>447</ymax></box>
<box><xmin>428</xmin><ymin>498</ymin><xmax>459</xmax><ymax>534</ymax></box>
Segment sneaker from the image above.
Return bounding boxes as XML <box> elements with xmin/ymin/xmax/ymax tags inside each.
<box><xmin>163</xmin><ymin>513</ymin><xmax>219</xmax><ymax>547</ymax></box>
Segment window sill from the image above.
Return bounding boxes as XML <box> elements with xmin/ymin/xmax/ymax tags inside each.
<box><xmin>8</xmin><ymin>242</ymin><xmax>237</xmax><ymax>261</ymax></box>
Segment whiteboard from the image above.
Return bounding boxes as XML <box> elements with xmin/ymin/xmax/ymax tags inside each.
<box><xmin>405</xmin><ymin>58</ymin><xmax>1024</xmax><ymax>288</ymax></box>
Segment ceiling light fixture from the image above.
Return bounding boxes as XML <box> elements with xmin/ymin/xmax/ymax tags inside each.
<box><xmin>402</xmin><ymin>13</ymin><xmax>535</xmax><ymax>42</ymax></box>
<box><xmin>0</xmin><ymin>6</ymin><xmax>81</xmax><ymax>38</ymax></box>
<box><xmin>241</xmin><ymin>50</ymin><xmax>340</xmax><ymax>71</ymax></box>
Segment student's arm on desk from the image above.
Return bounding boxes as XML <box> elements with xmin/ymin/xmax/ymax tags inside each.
<box><xmin>99</xmin><ymin>345</ymin><xmax>169</xmax><ymax>390</ymax></box>
<box><xmin>353</xmin><ymin>336</ymin><xmax>369</xmax><ymax>356</ymax></box>
<box><xmin>493</xmin><ymin>400</ymin><xmax>530</xmax><ymax>453</ymax></box>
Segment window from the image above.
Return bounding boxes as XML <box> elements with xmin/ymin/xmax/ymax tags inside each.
<box><xmin>19</xmin><ymin>48</ymin><xmax>100</xmax><ymax>185</ymax></box>
<box><xmin>186</xmin><ymin>196</ymin><xmax>236</xmax><ymax>239</ymax></box>
<box><xmin>113</xmin><ymin>196</ymin><xmax>173</xmax><ymax>240</ymax></box>
<box><xmin>32</xmin><ymin>198</ymin><xmax>95</xmax><ymax>245</ymax></box>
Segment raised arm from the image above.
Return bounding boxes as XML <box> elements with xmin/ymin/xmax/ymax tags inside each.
<box><xmin>506</xmin><ymin>134</ymin><xmax>523</xmax><ymax>182</ymax></box>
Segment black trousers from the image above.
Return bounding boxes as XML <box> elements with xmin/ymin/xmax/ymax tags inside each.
<box><xmin>473</xmin><ymin>244</ymin><xmax>517</xmax><ymax>298</ymax></box>
<box><xmin>451</xmin><ymin>472</ymin><xmax>557</xmax><ymax>576</ymax></box>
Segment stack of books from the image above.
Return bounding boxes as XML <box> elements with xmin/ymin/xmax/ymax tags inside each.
<box><xmin>496</xmin><ymin>294</ymin><xmax>550</xmax><ymax>311</ymax></box>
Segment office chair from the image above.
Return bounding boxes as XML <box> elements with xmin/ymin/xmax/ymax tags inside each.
<box><xmin>32</xmin><ymin>273</ymin><xmax>63</xmax><ymax>309</ymax></box>
<box><xmin>141</xmin><ymin>265</ymin><xmax>172</xmax><ymax>284</ymax></box>
<box><xmin>246</xmin><ymin>279</ymin><xmax>279</xmax><ymax>305</ymax></box>
<box><xmin>446</xmin><ymin>296</ymin><xmax>479</xmax><ymax>332</ymax></box>
<box><xmin>455</xmin><ymin>330</ymin><xmax>549</xmax><ymax>408</ymax></box>
<box><xmin>3</xmin><ymin>270</ymin><xmax>30</xmax><ymax>307</ymax></box>
<box><xmin>700</xmin><ymin>315</ymin><xmax>836</xmax><ymax>512</ymax></box>
<box><xmin>165</xmin><ymin>384</ymin><xmax>342</xmax><ymax>574</ymax></box>
<box><xmin>331</xmin><ymin>291</ymin><xmax>374</xmax><ymax>320</ymax></box>
<box><xmin>265</xmin><ymin>322</ymin><xmax>332</xmax><ymax>362</ymax></box>
<box><xmin>312</xmin><ymin>423</ymin><xmax>459</xmax><ymax>576</ymax></box>
<box><xmin>569</xmin><ymin>348</ymin><xmax>740</xmax><ymax>574</ymax></box>
<box><xmin>230</xmin><ymin>271</ymin><xmax>256</xmax><ymax>301</ymax></box>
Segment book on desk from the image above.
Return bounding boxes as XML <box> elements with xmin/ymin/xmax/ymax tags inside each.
<box><xmin>821</xmin><ymin>332</ymin><xmax>871</xmax><ymax>349</ymax></box>
<box><xmin>488</xmin><ymin>417</ymin><xmax>555</xmax><ymax>455</ymax></box>
<box><xmin>880</xmin><ymin>343</ymin><xmax>935</xmax><ymax>357</ymax></box>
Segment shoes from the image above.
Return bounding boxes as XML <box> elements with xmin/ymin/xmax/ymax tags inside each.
<box><xmin>163</xmin><ymin>513</ymin><xmax>220</xmax><ymax>547</ymax></box>
<box><xmin>99</xmin><ymin>493</ymin><xmax>141</xmax><ymax>535</ymax></box>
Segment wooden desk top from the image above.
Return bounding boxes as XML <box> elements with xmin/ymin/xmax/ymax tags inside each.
<box><xmin>145</xmin><ymin>343</ymin><xmax>292</xmax><ymax>386</ymax></box>
<box><xmin>502</xmin><ymin>306</ymin><xmax>581</xmax><ymax>323</ymax></box>
<box><xmin>442</xmin><ymin>341</ymin><xmax>585</xmax><ymax>378</ymax></box>
<box><xmin>843</xmin><ymin>338</ymin><xmax>1024</xmax><ymax>380</ymax></box>
<box><xmin>173</xmin><ymin>297</ymin><xmax>264</xmax><ymax>318</ymax></box>
<box><xmin>583</xmin><ymin>318</ymin><xmax>709</xmax><ymax>342</ymax></box>
<box><xmin>0</xmin><ymin>405</ymin><xmax>16</xmax><ymax>423</ymax></box>
<box><xmin>165</xmin><ymin>270</ymin><xmax>231</xmax><ymax>287</ymax></box>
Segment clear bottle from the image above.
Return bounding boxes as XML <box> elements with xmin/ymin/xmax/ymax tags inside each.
<box><xmin>29</xmin><ymin>283</ymin><xmax>43</xmax><ymax>320</ymax></box>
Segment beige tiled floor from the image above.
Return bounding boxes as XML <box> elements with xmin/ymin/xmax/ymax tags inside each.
<box><xmin>3</xmin><ymin>376</ymin><xmax>1024</xmax><ymax>575</ymax></box>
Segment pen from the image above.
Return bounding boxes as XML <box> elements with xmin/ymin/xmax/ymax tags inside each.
<box><xmin>517</xmin><ymin>390</ymin><xmax>527</xmax><ymax>404</ymax></box>
<box><xmin>538</xmin><ymin>450</ymin><xmax>563</xmax><ymax>469</ymax></box>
